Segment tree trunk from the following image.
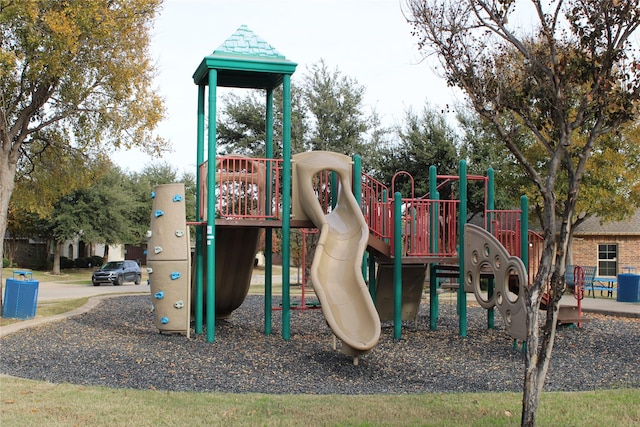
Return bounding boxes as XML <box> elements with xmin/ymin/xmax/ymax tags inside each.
<box><xmin>104</xmin><ymin>243</ymin><xmax>109</xmax><ymax>260</ymax></box>
<box><xmin>52</xmin><ymin>242</ymin><xmax>62</xmax><ymax>275</ymax></box>
<box><xmin>0</xmin><ymin>153</ymin><xmax>19</xmax><ymax>310</ymax></box>
<box><xmin>521</xmin><ymin>199</ymin><xmax>572</xmax><ymax>426</ymax></box>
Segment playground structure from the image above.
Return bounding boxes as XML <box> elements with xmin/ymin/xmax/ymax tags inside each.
<box><xmin>146</xmin><ymin>25</ymin><xmax>546</xmax><ymax>361</ymax></box>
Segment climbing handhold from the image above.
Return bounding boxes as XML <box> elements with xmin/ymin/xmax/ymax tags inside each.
<box><xmin>146</xmin><ymin>267</ymin><xmax>153</xmax><ymax>274</ymax></box>
<box><xmin>154</xmin><ymin>246</ymin><xmax>163</xmax><ymax>254</ymax></box>
<box><xmin>175</xmin><ymin>230</ymin><xmax>185</xmax><ymax>237</ymax></box>
<box><xmin>150</xmin><ymin>191</ymin><xmax>155</xmax><ymax>199</ymax></box>
<box><xmin>146</xmin><ymin>230</ymin><xmax>152</xmax><ymax>238</ymax></box>
<box><xmin>174</xmin><ymin>300</ymin><xmax>184</xmax><ymax>309</ymax></box>
<box><xmin>154</xmin><ymin>209</ymin><xmax>164</xmax><ymax>218</ymax></box>
<box><xmin>154</xmin><ymin>291</ymin><xmax>164</xmax><ymax>299</ymax></box>
<box><xmin>160</xmin><ymin>317</ymin><xmax>169</xmax><ymax>324</ymax></box>
<box><xmin>170</xmin><ymin>272</ymin><xmax>181</xmax><ymax>280</ymax></box>
<box><xmin>173</xmin><ymin>194</ymin><xmax>183</xmax><ymax>202</ymax></box>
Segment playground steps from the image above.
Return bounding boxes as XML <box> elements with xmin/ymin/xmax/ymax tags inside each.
<box><xmin>556</xmin><ymin>305</ymin><xmax>591</xmax><ymax>325</ymax></box>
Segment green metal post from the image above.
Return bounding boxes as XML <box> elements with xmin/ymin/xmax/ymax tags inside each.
<box><xmin>393</xmin><ymin>191</ymin><xmax>403</xmax><ymax>339</ymax></box>
<box><xmin>353</xmin><ymin>155</ymin><xmax>368</xmax><ymax>282</ymax></box>
<box><xmin>458</xmin><ymin>160</ymin><xmax>467</xmax><ymax>337</ymax></box>
<box><xmin>521</xmin><ymin>195</ymin><xmax>529</xmax><ymax>272</ymax></box>
<box><xmin>206</xmin><ymin>70</ymin><xmax>218</xmax><ymax>343</ymax></box>
<box><xmin>264</xmin><ymin>88</ymin><xmax>274</xmax><ymax>335</ymax></box>
<box><xmin>429</xmin><ymin>166</ymin><xmax>439</xmax><ymax>330</ymax></box>
<box><xmin>487</xmin><ymin>168</ymin><xmax>495</xmax><ymax>330</ymax></box>
<box><xmin>382</xmin><ymin>190</ymin><xmax>388</xmax><ymax>244</ymax></box>
<box><xmin>281</xmin><ymin>74</ymin><xmax>292</xmax><ymax>340</ymax></box>
<box><xmin>195</xmin><ymin>84</ymin><xmax>205</xmax><ymax>335</ymax></box>
<box><xmin>369</xmin><ymin>255</ymin><xmax>376</xmax><ymax>302</ymax></box>
<box><xmin>331</xmin><ymin>172</ymin><xmax>338</xmax><ymax>210</ymax></box>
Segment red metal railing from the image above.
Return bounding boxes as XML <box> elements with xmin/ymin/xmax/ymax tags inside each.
<box><xmin>397</xmin><ymin>198</ymin><xmax>459</xmax><ymax>257</ymax></box>
<box><xmin>486</xmin><ymin>209</ymin><xmax>521</xmax><ymax>257</ymax></box>
<box><xmin>361</xmin><ymin>172</ymin><xmax>391</xmax><ymax>241</ymax></box>
<box><xmin>202</xmin><ymin>158</ymin><xmax>538</xmax><ymax>275</ymax></box>
<box><xmin>200</xmin><ymin>156</ymin><xmax>283</xmax><ymax>220</ymax></box>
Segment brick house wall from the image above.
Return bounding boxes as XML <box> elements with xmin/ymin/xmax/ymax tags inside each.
<box><xmin>571</xmin><ymin>210</ymin><xmax>640</xmax><ymax>276</ymax></box>
<box><xmin>572</xmin><ymin>235</ymin><xmax>640</xmax><ymax>275</ymax></box>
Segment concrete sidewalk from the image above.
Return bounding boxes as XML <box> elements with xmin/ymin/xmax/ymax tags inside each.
<box><xmin>36</xmin><ymin>280</ymin><xmax>150</xmax><ymax>301</ymax></box>
<box><xmin>560</xmin><ymin>294</ymin><xmax>640</xmax><ymax>318</ymax></box>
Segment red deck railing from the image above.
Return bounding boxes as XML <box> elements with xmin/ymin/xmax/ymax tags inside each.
<box><xmin>361</xmin><ymin>172</ymin><xmax>391</xmax><ymax>241</ymax></box>
<box><xmin>200</xmin><ymin>156</ymin><xmax>283</xmax><ymax>220</ymax></box>
<box><xmin>486</xmin><ymin>209</ymin><xmax>543</xmax><ymax>285</ymax></box>
<box><xmin>203</xmin><ymin>157</ymin><xmax>538</xmax><ymax>273</ymax></box>
<box><xmin>486</xmin><ymin>209</ymin><xmax>521</xmax><ymax>257</ymax></box>
<box><xmin>397</xmin><ymin>198</ymin><xmax>459</xmax><ymax>257</ymax></box>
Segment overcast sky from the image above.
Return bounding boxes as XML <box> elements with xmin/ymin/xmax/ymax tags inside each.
<box><xmin>113</xmin><ymin>0</ymin><xmax>460</xmax><ymax>173</ymax></box>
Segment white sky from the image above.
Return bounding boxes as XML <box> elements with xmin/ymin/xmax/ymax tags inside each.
<box><xmin>113</xmin><ymin>0</ymin><xmax>460</xmax><ymax>174</ymax></box>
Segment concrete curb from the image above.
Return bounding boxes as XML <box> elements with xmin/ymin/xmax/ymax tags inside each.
<box><xmin>579</xmin><ymin>306</ymin><xmax>640</xmax><ymax>319</ymax></box>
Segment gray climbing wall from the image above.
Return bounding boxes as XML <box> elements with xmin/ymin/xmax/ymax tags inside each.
<box><xmin>463</xmin><ymin>224</ymin><xmax>528</xmax><ymax>341</ymax></box>
<box><xmin>147</xmin><ymin>183</ymin><xmax>191</xmax><ymax>335</ymax></box>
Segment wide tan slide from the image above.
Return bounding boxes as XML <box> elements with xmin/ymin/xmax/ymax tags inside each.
<box><xmin>293</xmin><ymin>151</ymin><xmax>381</xmax><ymax>358</ymax></box>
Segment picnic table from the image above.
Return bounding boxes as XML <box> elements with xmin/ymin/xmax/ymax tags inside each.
<box><xmin>565</xmin><ymin>265</ymin><xmax>617</xmax><ymax>298</ymax></box>
<box><xmin>591</xmin><ymin>277</ymin><xmax>617</xmax><ymax>298</ymax></box>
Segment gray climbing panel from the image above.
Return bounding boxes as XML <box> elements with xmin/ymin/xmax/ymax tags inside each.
<box><xmin>463</xmin><ymin>224</ymin><xmax>528</xmax><ymax>341</ymax></box>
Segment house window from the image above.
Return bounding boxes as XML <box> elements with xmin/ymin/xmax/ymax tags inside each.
<box><xmin>597</xmin><ymin>244</ymin><xmax>617</xmax><ymax>276</ymax></box>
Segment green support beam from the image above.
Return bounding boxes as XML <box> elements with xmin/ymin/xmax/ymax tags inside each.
<box><xmin>486</xmin><ymin>168</ymin><xmax>495</xmax><ymax>330</ymax></box>
<box><xmin>281</xmin><ymin>74</ymin><xmax>292</xmax><ymax>341</ymax></box>
<box><xmin>393</xmin><ymin>191</ymin><xmax>403</xmax><ymax>339</ymax></box>
<box><xmin>206</xmin><ymin>70</ymin><xmax>218</xmax><ymax>343</ymax></box>
<box><xmin>264</xmin><ymin>88</ymin><xmax>274</xmax><ymax>335</ymax></box>
<box><xmin>458</xmin><ymin>160</ymin><xmax>467</xmax><ymax>337</ymax></box>
<box><xmin>195</xmin><ymin>84</ymin><xmax>205</xmax><ymax>335</ymax></box>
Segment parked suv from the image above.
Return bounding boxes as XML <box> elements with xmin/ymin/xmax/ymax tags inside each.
<box><xmin>92</xmin><ymin>260</ymin><xmax>141</xmax><ymax>286</ymax></box>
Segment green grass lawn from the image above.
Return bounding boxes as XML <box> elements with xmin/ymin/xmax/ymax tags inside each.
<box><xmin>2</xmin><ymin>268</ymin><xmax>637</xmax><ymax>426</ymax></box>
<box><xmin>0</xmin><ymin>377</ymin><xmax>638</xmax><ymax>427</ymax></box>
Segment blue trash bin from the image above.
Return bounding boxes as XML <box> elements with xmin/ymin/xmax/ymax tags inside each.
<box><xmin>2</xmin><ymin>271</ymin><xmax>39</xmax><ymax>319</ymax></box>
<box><xmin>617</xmin><ymin>273</ymin><xmax>640</xmax><ymax>303</ymax></box>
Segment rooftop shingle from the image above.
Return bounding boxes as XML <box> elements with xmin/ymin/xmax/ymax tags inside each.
<box><xmin>574</xmin><ymin>209</ymin><xmax>640</xmax><ymax>235</ymax></box>
<box><xmin>213</xmin><ymin>25</ymin><xmax>284</xmax><ymax>59</ymax></box>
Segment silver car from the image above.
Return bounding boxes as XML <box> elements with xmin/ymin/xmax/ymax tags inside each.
<box><xmin>91</xmin><ymin>260</ymin><xmax>141</xmax><ymax>286</ymax></box>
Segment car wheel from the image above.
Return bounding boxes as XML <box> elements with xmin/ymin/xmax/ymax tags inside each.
<box><xmin>93</xmin><ymin>281</ymin><xmax>100</xmax><ymax>287</ymax></box>
<box><xmin>135</xmin><ymin>274</ymin><xmax>141</xmax><ymax>285</ymax></box>
<box><xmin>115</xmin><ymin>275</ymin><xmax>123</xmax><ymax>286</ymax></box>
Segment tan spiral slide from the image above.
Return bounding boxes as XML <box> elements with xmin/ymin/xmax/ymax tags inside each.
<box><xmin>292</xmin><ymin>151</ymin><xmax>381</xmax><ymax>360</ymax></box>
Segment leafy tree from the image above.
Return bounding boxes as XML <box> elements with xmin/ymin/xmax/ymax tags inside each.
<box><xmin>218</xmin><ymin>60</ymin><xmax>375</xmax><ymax>160</ymax></box>
<box><xmin>217</xmin><ymin>85</ymin><xmax>308</xmax><ymax>157</ymax></box>
<box><xmin>458</xmin><ymin>107</ymin><xmax>536</xmax><ymax>212</ymax></box>
<box><xmin>0</xmin><ymin>0</ymin><xmax>166</xmax><ymax>292</ymax></box>
<box><xmin>47</xmin><ymin>165</ymin><xmax>136</xmax><ymax>274</ymax></box>
<box><xmin>129</xmin><ymin>162</ymin><xmax>197</xmax><ymax>242</ymax></box>
<box><xmin>8</xmin><ymin>151</ymin><xmax>113</xmax><ymax>272</ymax></box>
<box><xmin>405</xmin><ymin>0</ymin><xmax>640</xmax><ymax>425</ymax></box>
<box><xmin>303</xmin><ymin>59</ymin><xmax>371</xmax><ymax>156</ymax></box>
<box><xmin>373</xmin><ymin>105</ymin><xmax>459</xmax><ymax>198</ymax></box>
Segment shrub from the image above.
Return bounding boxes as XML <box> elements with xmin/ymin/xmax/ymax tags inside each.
<box><xmin>88</xmin><ymin>256</ymin><xmax>104</xmax><ymax>268</ymax></box>
<box><xmin>74</xmin><ymin>257</ymin><xmax>91</xmax><ymax>268</ymax></box>
<box><xmin>59</xmin><ymin>257</ymin><xmax>75</xmax><ymax>269</ymax></box>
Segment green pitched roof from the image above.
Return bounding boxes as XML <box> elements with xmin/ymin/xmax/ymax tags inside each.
<box><xmin>213</xmin><ymin>25</ymin><xmax>285</xmax><ymax>59</ymax></box>
<box><xmin>193</xmin><ymin>25</ymin><xmax>297</xmax><ymax>89</ymax></box>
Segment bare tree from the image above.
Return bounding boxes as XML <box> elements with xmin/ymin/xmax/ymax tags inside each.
<box><xmin>404</xmin><ymin>0</ymin><xmax>639</xmax><ymax>425</ymax></box>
